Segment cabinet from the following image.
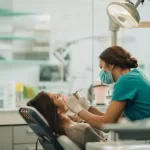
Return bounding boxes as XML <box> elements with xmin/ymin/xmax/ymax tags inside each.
<box><xmin>14</xmin><ymin>144</ymin><xmax>43</xmax><ymax>150</ymax></box>
<box><xmin>0</xmin><ymin>127</ymin><xmax>12</xmax><ymax>150</ymax></box>
<box><xmin>13</xmin><ymin>126</ymin><xmax>38</xmax><ymax>144</ymax></box>
<box><xmin>0</xmin><ymin>9</ymin><xmax>70</xmax><ymax>104</ymax></box>
<box><xmin>0</xmin><ymin>8</ymin><xmax>51</xmax><ymax>65</ymax></box>
<box><xmin>0</xmin><ymin>125</ymin><xmax>43</xmax><ymax>150</ymax></box>
<box><xmin>0</xmin><ymin>8</ymin><xmax>69</xmax><ymax>97</ymax></box>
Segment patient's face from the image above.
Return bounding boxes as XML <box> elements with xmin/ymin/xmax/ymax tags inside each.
<box><xmin>47</xmin><ymin>92</ymin><xmax>68</xmax><ymax>113</ymax></box>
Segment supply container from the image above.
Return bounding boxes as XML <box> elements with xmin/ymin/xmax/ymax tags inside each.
<box><xmin>4</xmin><ymin>81</ymin><xmax>16</xmax><ymax>109</ymax></box>
<box><xmin>93</xmin><ymin>84</ymin><xmax>109</xmax><ymax>105</ymax></box>
<box><xmin>16</xmin><ymin>82</ymin><xmax>24</xmax><ymax>107</ymax></box>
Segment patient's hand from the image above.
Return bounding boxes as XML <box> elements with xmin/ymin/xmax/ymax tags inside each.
<box><xmin>69</xmin><ymin>114</ymin><xmax>84</xmax><ymax>123</ymax></box>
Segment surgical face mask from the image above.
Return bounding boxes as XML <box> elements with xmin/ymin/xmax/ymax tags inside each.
<box><xmin>99</xmin><ymin>69</ymin><xmax>114</xmax><ymax>84</ymax></box>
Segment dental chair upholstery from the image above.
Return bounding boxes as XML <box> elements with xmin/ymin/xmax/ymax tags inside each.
<box><xmin>101</xmin><ymin>121</ymin><xmax>150</xmax><ymax>140</ymax></box>
<box><xmin>19</xmin><ymin>106</ymin><xmax>81</xmax><ymax>150</ymax></box>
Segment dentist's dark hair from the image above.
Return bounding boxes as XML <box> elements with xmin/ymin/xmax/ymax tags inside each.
<box><xmin>99</xmin><ymin>45</ymin><xmax>138</xmax><ymax>68</ymax></box>
<box><xmin>27</xmin><ymin>91</ymin><xmax>65</xmax><ymax>135</ymax></box>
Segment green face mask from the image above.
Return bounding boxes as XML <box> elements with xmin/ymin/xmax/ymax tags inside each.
<box><xmin>99</xmin><ymin>69</ymin><xmax>114</xmax><ymax>84</ymax></box>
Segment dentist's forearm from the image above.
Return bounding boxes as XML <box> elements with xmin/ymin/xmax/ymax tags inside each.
<box><xmin>78</xmin><ymin>109</ymin><xmax>105</xmax><ymax>129</ymax></box>
<box><xmin>88</xmin><ymin>106</ymin><xmax>104</xmax><ymax>116</ymax></box>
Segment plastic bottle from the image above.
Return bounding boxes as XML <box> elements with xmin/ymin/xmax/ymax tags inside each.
<box><xmin>4</xmin><ymin>81</ymin><xmax>16</xmax><ymax>109</ymax></box>
<box><xmin>16</xmin><ymin>82</ymin><xmax>24</xmax><ymax>107</ymax></box>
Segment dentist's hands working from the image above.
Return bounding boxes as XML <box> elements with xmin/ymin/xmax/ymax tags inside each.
<box><xmin>67</xmin><ymin>91</ymin><xmax>126</xmax><ymax>129</ymax></box>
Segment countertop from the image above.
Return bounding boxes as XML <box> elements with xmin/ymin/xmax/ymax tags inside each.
<box><xmin>0</xmin><ymin>105</ymin><xmax>108</xmax><ymax>126</ymax></box>
<box><xmin>0</xmin><ymin>108</ymin><xmax>26</xmax><ymax>126</ymax></box>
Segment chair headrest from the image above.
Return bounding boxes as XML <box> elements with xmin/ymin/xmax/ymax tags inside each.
<box><xmin>19</xmin><ymin>106</ymin><xmax>49</xmax><ymax>126</ymax></box>
<box><xmin>19</xmin><ymin>106</ymin><xmax>81</xmax><ymax>150</ymax></box>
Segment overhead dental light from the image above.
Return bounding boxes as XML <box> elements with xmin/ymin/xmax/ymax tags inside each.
<box><xmin>107</xmin><ymin>0</ymin><xmax>142</xmax><ymax>28</ymax></box>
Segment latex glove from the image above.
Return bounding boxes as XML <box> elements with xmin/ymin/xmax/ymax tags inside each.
<box><xmin>69</xmin><ymin>114</ymin><xmax>84</xmax><ymax>123</ymax></box>
<box><xmin>75</xmin><ymin>91</ymin><xmax>91</xmax><ymax>110</ymax></box>
<box><xmin>67</xmin><ymin>94</ymin><xmax>84</xmax><ymax>114</ymax></box>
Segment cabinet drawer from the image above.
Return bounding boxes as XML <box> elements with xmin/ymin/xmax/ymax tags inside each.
<box><xmin>0</xmin><ymin>127</ymin><xmax>12</xmax><ymax>150</ymax></box>
<box><xmin>14</xmin><ymin>144</ymin><xmax>43</xmax><ymax>150</ymax></box>
<box><xmin>13</xmin><ymin>125</ymin><xmax>38</xmax><ymax>144</ymax></box>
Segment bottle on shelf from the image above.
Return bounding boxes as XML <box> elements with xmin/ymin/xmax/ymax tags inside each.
<box><xmin>4</xmin><ymin>81</ymin><xmax>16</xmax><ymax>109</ymax></box>
<box><xmin>16</xmin><ymin>82</ymin><xmax>24</xmax><ymax>107</ymax></box>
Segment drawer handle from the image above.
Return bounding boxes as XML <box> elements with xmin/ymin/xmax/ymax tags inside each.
<box><xmin>26</xmin><ymin>147</ymin><xmax>43</xmax><ymax>150</ymax></box>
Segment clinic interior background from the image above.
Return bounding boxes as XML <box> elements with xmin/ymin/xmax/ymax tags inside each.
<box><xmin>0</xmin><ymin>0</ymin><xmax>150</xmax><ymax>102</ymax></box>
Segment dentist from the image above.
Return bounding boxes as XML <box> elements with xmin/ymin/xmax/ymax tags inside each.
<box><xmin>67</xmin><ymin>45</ymin><xmax>150</xmax><ymax>129</ymax></box>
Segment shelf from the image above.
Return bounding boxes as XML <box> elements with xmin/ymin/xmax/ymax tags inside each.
<box><xmin>14</xmin><ymin>25</ymin><xmax>51</xmax><ymax>32</ymax></box>
<box><xmin>37</xmin><ymin>81</ymin><xmax>69</xmax><ymax>87</ymax></box>
<box><xmin>0</xmin><ymin>36</ymin><xmax>47</xmax><ymax>41</ymax></box>
<box><xmin>0</xmin><ymin>8</ymin><xmax>38</xmax><ymax>16</ymax></box>
<box><xmin>0</xmin><ymin>108</ymin><xmax>18</xmax><ymax>112</ymax></box>
<box><xmin>0</xmin><ymin>60</ymin><xmax>50</xmax><ymax>65</ymax></box>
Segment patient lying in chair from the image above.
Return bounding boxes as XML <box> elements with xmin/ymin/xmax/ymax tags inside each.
<box><xmin>27</xmin><ymin>91</ymin><xmax>104</xmax><ymax>150</ymax></box>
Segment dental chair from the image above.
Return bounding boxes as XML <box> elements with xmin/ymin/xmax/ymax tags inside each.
<box><xmin>101</xmin><ymin>120</ymin><xmax>150</xmax><ymax>141</ymax></box>
<box><xmin>86</xmin><ymin>120</ymin><xmax>150</xmax><ymax>150</ymax></box>
<box><xmin>19</xmin><ymin>106</ymin><xmax>81</xmax><ymax>150</ymax></box>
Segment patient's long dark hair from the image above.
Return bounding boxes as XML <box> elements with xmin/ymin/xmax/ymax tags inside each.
<box><xmin>27</xmin><ymin>91</ymin><xmax>65</xmax><ymax>136</ymax></box>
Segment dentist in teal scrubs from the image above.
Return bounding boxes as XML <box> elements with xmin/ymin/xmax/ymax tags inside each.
<box><xmin>67</xmin><ymin>45</ymin><xmax>150</xmax><ymax>129</ymax></box>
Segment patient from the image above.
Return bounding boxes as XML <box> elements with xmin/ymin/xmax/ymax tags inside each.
<box><xmin>27</xmin><ymin>91</ymin><xmax>105</xmax><ymax>150</ymax></box>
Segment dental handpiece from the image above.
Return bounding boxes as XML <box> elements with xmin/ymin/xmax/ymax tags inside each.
<box><xmin>73</xmin><ymin>89</ymin><xmax>82</xmax><ymax>97</ymax></box>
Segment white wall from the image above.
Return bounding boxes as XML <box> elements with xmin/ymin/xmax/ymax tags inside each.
<box><xmin>0</xmin><ymin>0</ymin><xmax>150</xmax><ymax>87</ymax></box>
<box><xmin>0</xmin><ymin>0</ymin><xmax>12</xmax><ymax>9</ymax></box>
<box><xmin>0</xmin><ymin>0</ymin><xmax>111</xmax><ymax>86</ymax></box>
<box><xmin>11</xmin><ymin>0</ymin><xmax>112</xmax><ymax>85</ymax></box>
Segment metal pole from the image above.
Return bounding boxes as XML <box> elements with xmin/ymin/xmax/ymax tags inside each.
<box><xmin>109</xmin><ymin>19</ymin><xmax>119</xmax><ymax>46</ymax></box>
<box><xmin>109</xmin><ymin>19</ymin><xmax>120</xmax><ymax>141</ymax></box>
<box><xmin>135</xmin><ymin>0</ymin><xmax>143</xmax><ymax>8</ymax></box>
<box><xmin>111</xmin><ymin>31</ymin><xmax>117</xmax><ymax>46</ymax></box>
<box><xmin>108</xmin><ymin>131</ymin><xmax>118</xmax><ymax>142</ymax></box>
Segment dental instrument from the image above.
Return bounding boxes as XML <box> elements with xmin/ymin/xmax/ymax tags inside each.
<box><xmin>73</xmin><ymin>89</ymin><xmax>82</xmax><ymax>97</ymax></box>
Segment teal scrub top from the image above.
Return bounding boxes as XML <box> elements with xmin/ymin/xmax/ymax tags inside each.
<box><xmin>112</xmin><ymin>69</ymin><xmax>150</xmax><ymax>121</ymax></box>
